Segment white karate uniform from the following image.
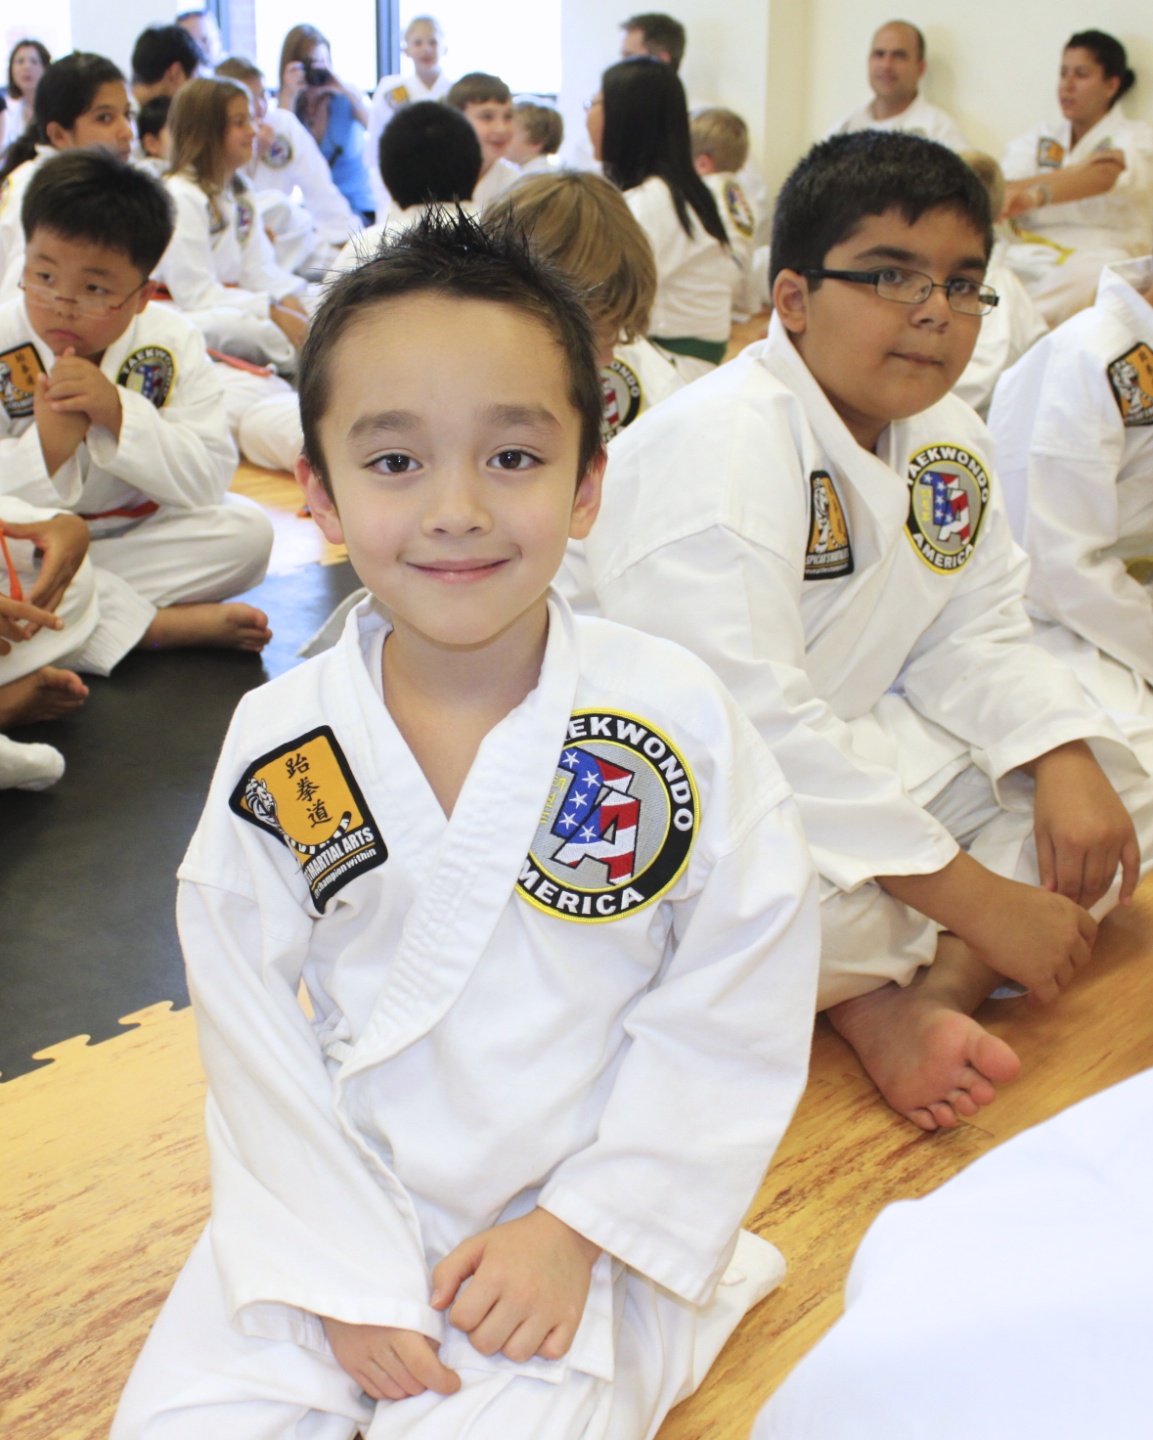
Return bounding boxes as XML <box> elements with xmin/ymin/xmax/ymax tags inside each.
<box><xmin>473</xmin><ymin>157</ymin><xmax>522</xmax><ymax>212</ymax></box>
<box><xmin>578</xmin><ymin>312</ymin><xmax>1150</xmax><ymax>1005</ymax></box>
<box><xmin>702</xmin><ymin>171</ymin><xmax>758</xmax><ymax>321</ymax></box>
<box><xmin>988</xmin><ymin>257</ymin><xmax>1153</xmax><ymax>718</ymax></box>
<box><xmin>516</xmin><ymin>154</ymin><xmax>560</xmax><ymax>177</ymax></box>
<box><xmin>625</xmin><ymin>176</ymin><xmax>736</xmax><ymax>382</ymax></box>
<box><xmin>827</xmin><ymin>94</ymin><xmax>967</xmax><ymax>151</ymax></box>
<box><xmin>112</xmin><ymin>593</ymin><xmax>820</xmax><ymax>1440</ymax></box>
<box><xmin>953</xmin><ymin>245</ymin><xmax>1048</xmax><ymax>417</ymax></box>
<box><xmin>366</xmin><ymin>70</ymin><xmax>453</xmax><ymax>217</ymax></box>
<box><xmin>0</xmin><ymin>146</ymin><xmax>52</xmax><ymax>299</ymax></box>
<box><xmin>1001</xmin><ymin>109</ymin><xmax>1153</xmax><ymax>326</ymax></box>
<box><xmin>0</xmin><ymin>297</ymin><xmax>270</xmax><ymax>672</ymax></box>
<box><xmin>156</xmin><ymin>172</ymin><xmax>309</xmax><ymax>370</ymax></box>
<box><xmin>329</xmin><ymin>200</ymin><xmax>480</xmax><ymax>279</ymax></box>
<box><xmin>254</xmin><ymin>107</ymin><xmax>360</xmax><ymax>245</ymax></box>
<box><xmin>754</xmin><ymin>1067</ymin><xmax>1153</xmax><ymax>1440</ymax></box>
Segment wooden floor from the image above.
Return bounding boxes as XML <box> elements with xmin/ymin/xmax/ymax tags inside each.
<box><xmin>5</xmin><ymin>331</ymin><xmax>1153</xmax><ymax>1437</ymax></box>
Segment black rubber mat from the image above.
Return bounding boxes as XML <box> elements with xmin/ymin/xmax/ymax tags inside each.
<box><xmin>0</xmin><ymin>561</ymin><xmax>363</xmax><ymax>1080</ymax></box>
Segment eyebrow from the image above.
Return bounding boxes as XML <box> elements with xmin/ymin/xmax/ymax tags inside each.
<box><xmin>854</xmin><ymin>243</ymin><xmax>988</xmax><ymax>274</ymax></box>
<box><xmin>347</xmin><ymin>409</ymin><xmax>420</xmax><ymax>444</ymax></box>
<box><xmin>484</xmin><ymin>403</ymin><xmax>562</xmax><ymax>430</ymax></box>
<box><xmin>28</xmin><ymin>251</ymin><xmax>120</xmax><ymax>278</ymax></box>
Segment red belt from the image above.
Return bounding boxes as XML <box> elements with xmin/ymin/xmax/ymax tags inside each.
<box><xmin>80</xmin><ymin>500</ymin><xmax>161</xmax><ymax>521</ymax></box>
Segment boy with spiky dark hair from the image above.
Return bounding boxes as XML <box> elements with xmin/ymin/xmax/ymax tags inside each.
<box><xmin>112</xmin><ymin>210</ymin><xmax>820</xmax><ymax>1439</ymax></box>
<box><xmin>584</xmin><ymin>130</ymin><xmax>1153</xmax><ymax>1131</ymax></box>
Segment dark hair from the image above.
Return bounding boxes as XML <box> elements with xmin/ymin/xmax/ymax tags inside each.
<box><xmin>600</xmin><ymin>57</ymin><xmax>727</xmax><ymax>246</ymax></box>
<box><xmin>445</xmin><ymin>72</ymin><xmax>512</xmax><ymax>109</ymax></box>
<box><xmin>771</xmin><ymin>131</ymin><xmax>992</xmax><ymax>286</ymax></box>
<box><xmin>21</xmin><ymin>149</ymin><xmax>175</xmax><ymax>277</ymax></box>
<box><xmin>622</xmin><ymin>12</ymin><xmax>687</xmax><ymax>70</ymax></box>
<box><xmin>380</xmin><ymin>102</ymin><xmax>482</xmax><ymax>208</ymax></box>
<box><xmin>1066</xmin><ymin>30</ymin><xmax>1136</xmax><ymax>104</ymax></box>
<box><xmin>8</xmin><ymin>39</ymin><xmax>52</xmax><ymax>98</ymax></box>
<box><xmin>299</xmin><ymin>209</ymin><xmax>604</xmax><ymax>493</ymax></box>
<box><xmin>131</xmin><ymin>24</ymin><xmax>205</xmax><ymax>86</ymax></box>
<box><xmin>0</xmin><ymin>52</ymin><xmax>125</xmax><ymax>184</ymax></box>
<box><xmin>136</xmin><ymin>95</ymin><xmax>172</xmax><ymax>142</ymax></box>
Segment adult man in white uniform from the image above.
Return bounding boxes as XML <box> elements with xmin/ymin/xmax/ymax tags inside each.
<box><xmin>829</xmin><ymin>20</ymin><xmax>966</xmax><ymax>151</ymax></box>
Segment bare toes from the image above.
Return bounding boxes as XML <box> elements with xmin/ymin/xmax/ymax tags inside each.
<box><xmin>947</xmin><ymin>1089</ymin><xmax>981</xmax><ymax>1117</ymax></box>
<box><xmin>907</xmin><ymin>1106</ymin><xmax>939</xmax><ymax>1132</ymax></box>
<box><xmin>928</xmin><ymin>1101</ymin><xmax>960</xmax><ymax>1128</ymax></box>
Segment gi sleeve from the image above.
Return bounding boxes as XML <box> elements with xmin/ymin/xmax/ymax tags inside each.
<box><xmin>0</xmin><ymin>423</ymin><xmax>86</xmax><ymax>508</ymax></box>
<box><xmin>236</xmin><ymin>202</ymin><xmax>308</xmax><ymax>304</ymax></box>
<box><xmin>158</xmin><ymin>183</ymin><xmax>274</xmax><ymax>319</ymax></box>
<box><xmin>177</xmin><ymin>734</ymin><xmax>441</xmax><ymax>1352</ymax></box>
<box><xmin>539</xmin><ymin>714</ymin><xmax>820</xmax><ymax>1304</ymax></box>
<box><xmin>86</xmin><ymin>327</ymin><xmax>237</xmax><ymax>507</ymax></box>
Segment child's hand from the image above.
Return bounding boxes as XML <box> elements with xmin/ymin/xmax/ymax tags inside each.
<box><xmin>321</xmin><ymin>1316</ymin><xmax>460</xmax><ymax>1401</ymax></box>
<box><xmin>33</xmin><ymin>366</ymin><xmax>89</xmax><ymax>477</ymax></box>
<box><xmin>964</xmin><ymin>873</ymin><xmax>1097</xmax><ymax>1005</ymax></box>
<box><xmin>0</xmin><ymin>595</ymin><xmax>64</xmax><ymax>654</ymax></box>
<box><xmin>3</xmin><ymin>512</ymin><xmax>90</xmax><ymax>618</ymax></box>
<box><xmin>43</xmin><ymin>351</ymin><xmax>123</xmax><ymax>438</ymax></box>
<box><xmin>1030</xmin><ymin>740</ymin><xmax>1140</xmax><ymax>909</ymax></box>
<box><xmin>432</xmin><ymin>1208</ymin><xmax>601</xmax><ymax>1365</ymax></box>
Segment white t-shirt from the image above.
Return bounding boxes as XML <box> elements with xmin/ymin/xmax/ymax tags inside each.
<box><xmin>828</xmin><ymin>93</ymin><xmax>967</xmax><ymax>151</ymax></box>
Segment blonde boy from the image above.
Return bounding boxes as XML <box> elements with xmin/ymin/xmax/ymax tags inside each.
<box><xmin>368</xmin><ymin>17</ymin><xmax>453</xmax><ymax>214</ymax></box>
<box><xmin>508</xmin><ymin>100</ymin><xmax>563</xmax><ymax>173</ymax></box>
<box><xmin>690</xmin><ymin>107</ymin><xmax>758</xmax><ymax>318</ymax></box>
<box><xmin>111</xmin><ymin>210</ymin><xmax>819</xmax><ymax>1440</ymax></box>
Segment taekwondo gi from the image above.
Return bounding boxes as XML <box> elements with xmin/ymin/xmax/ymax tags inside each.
<box><xmin>112</xmin><ymin>594</ymin><xmax>821</xmax><ymax>1440</ymax></box>
<box><xmin>828</xmin><ymin>94</ymin><xmax>966</xmax><ymax>152</ymax></box>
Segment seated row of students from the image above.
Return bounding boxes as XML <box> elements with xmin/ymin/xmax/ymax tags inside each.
<box><xmin>110</xmin><ymin>135</ymin><xmax>1153</xmax><ymax>1437</ymax></box>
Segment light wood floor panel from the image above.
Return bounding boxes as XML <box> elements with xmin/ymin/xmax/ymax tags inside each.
<box><xmin>2</xmin><ymin>888</ymin><xmax>1150</xmax><ymax>1439</ymax></box>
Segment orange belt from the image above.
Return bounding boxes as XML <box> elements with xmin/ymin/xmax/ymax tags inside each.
<box><xmin>0</xmin><ymin>525</ymin><xmax>24</xmax><ymax>601</ymax></box>
<box><xmin>208</xmin><ymin>348</ymin><xmax>277</xmax><ymax>376</ymax></box>
<box><xmin>79</xmin><ymin>499</ymin><xmax>160</xmax><ymax>521</ymax></box>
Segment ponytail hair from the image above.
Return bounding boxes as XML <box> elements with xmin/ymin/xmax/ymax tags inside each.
<box><xmin>1067</xmin><ymin>29</ymin><xmax>1136</xmax><ymax>105</ymax></box>
<box><xmin>0</xmin><ymin>51</ymin><xmax>123</xmax><ymax>183</ymax></box>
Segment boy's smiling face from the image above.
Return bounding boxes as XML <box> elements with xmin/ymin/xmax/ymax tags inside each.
<box><xmin>463</xmin><ymin>100</ymin><xmax>514</xmax><ymax>171</ymax></box>
<box><xmin>300</xmin><ymin>293</ymin><xmax>601</xmax><ymax>655</ymax></box>
<box><xmin>774</xmin><ymin>205</ymin><xmax>989</xmax><ymax>451</ymax></box>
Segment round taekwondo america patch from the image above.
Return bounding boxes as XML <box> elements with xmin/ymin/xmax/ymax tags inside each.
<box><xmin>517</xmin><ymin>709</ymin><xmax>699</xmax><ymax>922</ymax></box>
<box><xmin>905</xmin><ymin>442</ymin><xmax>990</xmax><ymax>574</ymax></box>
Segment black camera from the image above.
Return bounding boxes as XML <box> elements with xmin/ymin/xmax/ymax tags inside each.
<box><xmin>303</xmin><ymin>61</ymin><xmax>333</xmax><ymax>87</ymax></box>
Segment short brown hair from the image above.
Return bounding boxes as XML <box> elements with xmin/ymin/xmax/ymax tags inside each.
<box><xmin>622</xmin><ymin>13</ymin><xmax>687</xmax><ymax>69</ymax></box>
<box><xmin>514</xmin><ymin>100</ymin><xmax>563</xmax><ymax>155</ymax></box>
<box><xmin>167</xmin><ymin>76</ymin><xmax>251</xmax><ymax>193</ymax></box>
<box><xmin>960</xmin><ymin>150</ymin><xmax>1005</xmax><ymax>221</ymax></box>
<box><xmin>215</xmin><ymin>55</ymin><xmax>263</xmax><ymax>86</ymax></box>
<box><xmin>446</xmin><ymin>72</ymin><xmax>511</xmax><ymax>109</ymax></box>
<box><xmin>486</xmin><ymin>170</ymin><xmax>656</xmax><ymax>344</ymax></box>
<box><xmin>690</xmin><ymin>107</ymin><xmax>749</xmax><ymax>174</ymax></box>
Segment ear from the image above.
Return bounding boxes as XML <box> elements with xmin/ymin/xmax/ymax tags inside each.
<box><xmin>772</xmin><ymin>269</ymin><xmax>810</xmax><ymax>334</ymax></box>
<box><xmin>569</xmin><ymin>449</ymin><xmax>606</xmax><ymax>540</ymax></box>
<box><xmin>134</xmin><ymin>280</ymin><xmax>159</xmax><ymax>314</ymax></box>
<box><xmin>164</xmin><ymin>60</ymin><xmax>188</xmax><ymax>91</ymax></box>
<box><xmin>693</xmin><ymin>154</ymin><xmax>714</xmax><ymax>176</ymax></box>
<box><xmin>296</xmin><ymin>454</ymin><xmax>346</xmax><ymax>545</ymax></box>
<box><xmin>45</xmin><ymin>120</ymin><xmax>72</xmax><ymax>149</ymax></box>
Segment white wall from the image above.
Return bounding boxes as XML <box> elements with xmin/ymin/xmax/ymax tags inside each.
<box><xmin>68</xmin><ymin>0</ymin><xmax>174</xmax><ymax>79</ymax></box>
<box><xmin>804</xmin><ymin>2</ymin><xmax>1153</xmax><ymax>162</ymax></box>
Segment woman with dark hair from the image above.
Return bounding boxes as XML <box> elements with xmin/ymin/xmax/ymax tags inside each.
<box><xmin>589</xmin><ymin>56</ymin><xmax>734</xmax><ymax>380</ymax></box>
<box><xmin>5</xmin><ymin>39</ymin><xmax>51</xmax><ymax>142</ymax></box>
<box><xmin>276</xmin><ymin>24</ymin><xmax>374</xmax><ymax>220</ymax></box>
<box><xmin>0</xmin><ymin>52</ymin><xmax>134</xmax><ymax>295</ymax></box>
<box><xmin>1001</xmin><ymin>30</ymin><xmax>1153</xmax><ymax>325</ymax></box>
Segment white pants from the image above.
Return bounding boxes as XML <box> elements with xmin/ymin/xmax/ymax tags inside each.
<box><xmin>215</xmin><ymin>366</ymin><xmax>303</xmax><ymax>475</ymax></box>
<box><xmin>0</xmin><ymin>538</ymin><xmax>99</xmax><ymax>686</ymax></box>
<box><xmin>1002</xmin><ymin>238</ymin><xmax>1127</xmax><ymax>327</ymax></box>
<box><xmin>112</xmin><ymin>1226</ymin><xmax>783</xmax><ymax>1440</ymax></box>
<box><xmin>817</xmin><ymin>703</ymin><xmax>1153</xmax><ymax>1008</ymax></box>
<box><xmin>74</xmin><ymin>496</ymin><xmax>274</xmax><ymax>675</ymax></box>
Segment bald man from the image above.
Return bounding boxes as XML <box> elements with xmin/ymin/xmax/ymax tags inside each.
<box><xmin>829</xmin><ymin>20</ymin><xmax>966</xmax><ymax>151</ymax></box>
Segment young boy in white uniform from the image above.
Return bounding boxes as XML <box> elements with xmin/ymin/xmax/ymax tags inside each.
<box><xmin>111</xmin><ymin>211</ymin><xmax>820</xmax><ymax>1439</ymax></box>
<box><xmin>580</xmin><ymin>131</ymin><xmax>1153</xmax><ymax>1132</ymax></box>
<box><xmin>988</xmin><ymin>254</ymin><xmax>1153</xmax><ymax>713</ymax></box>
<box><xmin>508</xmin><ymin>100</ymin><xmax>563</xmax><ymax>175</ymax></box>
<box><xmin>690</xmin><ymin>107</ymin><xmax>759</xmax><ymax>321</ymax></box>
<box><xmin>367</xmin><ymin>16</ymin><xmax>453</xmax><ymax>217</ymax></box>
<box><xmin>0</xmin><ymin>151</ymin><xmax>272</xmax><ymax>663</ymax></box>
<box><xmin>446</xmin><ymin>74</ymin><xmax>521</xmax><ymax>211</ymax></box>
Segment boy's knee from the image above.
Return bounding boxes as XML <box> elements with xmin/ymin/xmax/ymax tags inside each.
<box><xmin>218</xmin><ymin>497</ymin><xmax>275</xmax><ymax>592</ymax></box>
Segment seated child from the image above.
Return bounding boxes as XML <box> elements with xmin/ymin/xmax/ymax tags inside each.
<box><xmin>988</xmin><ymin>251</ymin><xmax>1153</xmax><ymax>714</ymax></box>
<box><xmin>134</xmin><ymin>96</ymin><xmax>172</xmax><ymax>177</ymax></box>
<box><xmin>508</xmin><ymin>99</ymin><xmax>563</xmax><ymax>174</ymax></box>
<box><xmin>242</xmin><ymin>101</ymin><xmax>484</xmax><ymax>474</ymax></box>
<box><xmin>0</xmin><ymin>52</ymin><xmax>135</xmax><ymax>298</ymax></box>
<box><xmin>110</xmin><ymin>210</ymin><xmax>820</xmax><ymax>1440</ymax></box>
<box><xmin>690</xmin><ymin>106</ymin><xmax>759</xmax><ymax>320</ymax></box>
<box><xmin>217</xmin><ymin>56</ymin><xmax>361</xmax><ymax>279</ymax></box>
<box><xmin>0</xmin><ymin>497</ymin><xmax>93</xmax><ymax>789</ymax></box>
<box><xmin>445</xmin><ymin>72</ymin><xmax>520</xmax><ymax>210</ymax></box>
<box><xmin>0</xmin><ymin>150</ymin><xmax>272</xmax><ymax>662</ymax></box>
<box><xmin>953</xmin><ymin>151</ymin><xmax>1048</xmax><ymax>417</ymax></box>
<box><xmin>579</xmin><ymin>131</ymin><xmax>1153</xmax><ymax>1131</ymax></box>
<box><xmin>367</xmin><ymin>15</ymin><xmax>453</xmax><ymax>216</ymax></box>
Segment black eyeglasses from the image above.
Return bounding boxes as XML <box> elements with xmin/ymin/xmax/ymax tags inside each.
<box><xmin>800</xmin><ymin>266</ymin><xmax>999</xmax><ymax>316</ymax></box>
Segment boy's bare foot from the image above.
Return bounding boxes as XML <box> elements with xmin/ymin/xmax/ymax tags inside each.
<box><xmin>138</xmin><ymin>603</ymin><xmax>272</xmax><ymax>653</ymax></box>
<box><xmin>826</xmin><ymin>936</ymin><xmax>1021</xmax><ymax>1132</ymax></box>
<box><xmin>0</xmin><ymin>666</ymin><xmax>89</xmax><ymax>727</ymax></box>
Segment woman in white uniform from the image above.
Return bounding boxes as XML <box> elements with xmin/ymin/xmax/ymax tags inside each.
<box><xmin>1001</xmin><ymin>30</ymin><xmax>1153</xmax><ymax>327</ymax></box>
<box><xmin>589</xmin><ymin>57</ymin><xmax>733</xmax><ymax>383</ymax></box>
